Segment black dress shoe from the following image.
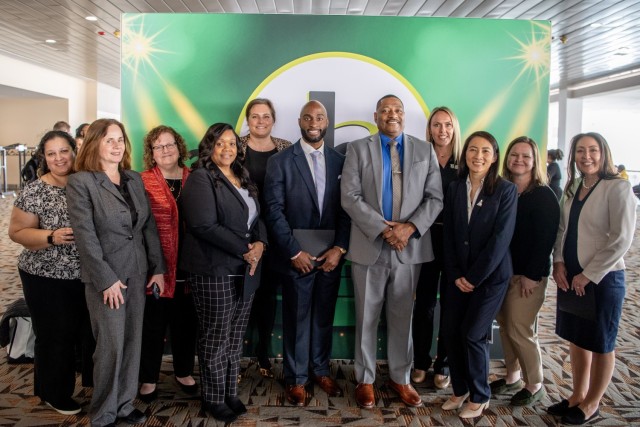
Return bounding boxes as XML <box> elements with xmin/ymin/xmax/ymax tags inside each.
<box><xmin>205</xmin><ymin>403</ymin><xmax>238</xmax><ymax>423</ymax></box>
<box><xmin>120</xmin><ymin>408</ymin><xmax>147</xmax><ymax>424</ymax></box>
<box><xmin>225</xmin><ymin>395</ymin><xmax>247</xmax><ymax>415</ymax></box>
<box><xmin>138</xmin><ymin>389</ymin><xmax>157</xmax><ymax>404</ymax></box>
<box><xmin>547</xmin><ymin>399</ymin><xmax>571</xmax><ymax>416</ymax></box>
<box><xmin>562</xmin><ymin>406</ymin><xmax>600</xmax><ymax>425</ymax></box>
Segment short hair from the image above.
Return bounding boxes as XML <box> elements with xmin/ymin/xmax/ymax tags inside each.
<box><xmin>501</xmin><ymin>136</ymin><xmax>548</xmax><ymax>191</ymax></box>
<box><xmin>245</xmin><ymin>98</ymin><xmax>276</xmax><ymax>122</ymax></box>
<box><xmin>53</xmin><ymin>121</ymin><xmax>71</xmax><ymax>132</ymax></box>
<box><xmin>426</xmin><ymin>106</ymin><xmax>462</xmax><ymax>164</ymax></box>
<box><xmin>193</xmin><ymin>123</ymin><xmax>257</xmax><ymax>197</ymax></box>
<box><xmin>376</xmin><ymin>94</ymin><xmax>403</xmax><ymax>110</ymax></box>
<box><xmin>564</xmin><ymin>132</ymin><xmax>619</xmax><ymax>198</ymax></box>
<box><xmin>142</xmin><ymin>125</ymin><xmax>189</xmax><ymax>170</ymax></box>
<box><xmin>75</xmin><ymin>123</ymin><xmax>90</xmax><ymax>138</ymax></box>
<box><xmin>35</xmin><ymin>130</ymin><xmax>77</xmax><ymax>176</ymax></box>
<box><xmin>547</xmin><ymin>148</ymin><xmax>564</xmax><ymax>161</ymax></box>
<box><xmin>75</xmin><ymin>118</ymin><xmax>132</xmax><ymax>172</ymax></box>
<box><xmin>458</xmin><ymin>130</ymin><xmax>502</xmax><ymax>196</ymax></box>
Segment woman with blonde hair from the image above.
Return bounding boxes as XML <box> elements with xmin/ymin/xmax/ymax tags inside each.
<box><xmin>490</xmin><ymin>136</ymin><xmax>560</xmax><ymax>406</ymax></box>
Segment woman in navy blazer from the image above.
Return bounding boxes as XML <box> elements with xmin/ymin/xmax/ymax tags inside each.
<box><xmin>180</xmin><ymin>123</ymin><xmax>267</xmax><ymax>424</ymax></box>
<box><xmin>440</xmin><ymin>131</ymin><xmax>517</xmax><ymax>419</ymax></box>
<box><xmin>548</xmin><ymin>133</ymin><xmax>636</xmax><ymax>425</ymax></box>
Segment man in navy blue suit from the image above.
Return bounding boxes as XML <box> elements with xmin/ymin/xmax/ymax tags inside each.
<box><xmin>263</xmin><ymin>100</ymin><xmax>350</xmax><ymax>406</ymax></box>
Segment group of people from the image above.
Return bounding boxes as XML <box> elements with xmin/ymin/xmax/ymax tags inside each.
<box><xmin>8</xmin><ymin>95</ymin><xmax>635</xmax><ymax>426</ymax></box>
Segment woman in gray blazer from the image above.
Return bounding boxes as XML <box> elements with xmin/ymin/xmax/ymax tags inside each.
<box><xmin>548</xmin><ymin>132</ymin><xmax>636</xmax><ymax>425</ymax></box>
<box><xmin>66</xmin><ymin>119</ymin><xmax>165</xmax><ymax>427</ymax></box>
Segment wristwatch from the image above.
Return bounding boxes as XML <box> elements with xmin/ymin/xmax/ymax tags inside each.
<box><xmin>47</xmin><ymin>232</ymin><xmax>55</xmax><ymax>245</ymax></box>
<box><xmin>335</xmin><ymin>246</ymin><xmax>347</xmax><ymax>255</ymax></box>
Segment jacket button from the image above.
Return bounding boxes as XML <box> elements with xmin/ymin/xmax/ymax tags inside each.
<box><xmin>464</xmin><ymin>241</ymin><xmax>468</xmax><ymax>245</ymax></box>
<box><xmin>245</xmin><ymin>233</ymin><xmax>250</xmax><ymax>238</ymax></box>
<box><xmin>127</xmin><ymin>235</ymin><xmax>133</xmax><ymax>240</ymax></box>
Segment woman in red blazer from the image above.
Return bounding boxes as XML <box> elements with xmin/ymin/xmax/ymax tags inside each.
<box><xmin>138</xmin><ymin>125</ymin><xmax>198</xmax><ymax>402</ymax></box>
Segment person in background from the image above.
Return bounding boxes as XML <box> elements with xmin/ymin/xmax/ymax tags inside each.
<box><xmin>75</xmin><ymin>123</ymin><xmax>90</xmax><ymax>151</ymax></box>
<box><xmin>547</xmin><ymin>148</ymin><xmax>564</xmax><ymax>200</ymax></box>
<box><xmin>617</xmin><ymin>164</ymin><xmax>629</xmax><ymax>180</ymax></box>
<box><xmin>8</xmin><ymin>130</ymin><xmax>90</xmax><ymax>415</ymax></box>
<box><xmin>441</xmin><ymin>131</ymin><xmax>517</xmax><ymax>419</ymax></box>
<box><xmin>263</xmin><ymin>100</ymin><xmax>350</xmax><ymax>406</ymax></box>
<box><xmin>239</xmin><ymin>98</ymin><xmax>291</xmax><ymax>379</ymax></box>
<box><xmin>180</xmin><ymin>123</ymin><xmax>266</xmax><ymax>424</ymax></box>
<box><xmin>341</xmin><ymin>95</ymin><xmax>443</xmax><ymax>409</ymax></box>
<box><xmin>548</xmin><ymin>132</ymin><xmax>636</xmax><ymax>425</ymax></box>
<box><xmin>138</xmin><ymin>125</ymin><xmax>198</xmax><ymax>402</ymax></box>
<box><xmin>490</xmin><ymin>136</ymin><xmax>560</xmax><ymax>406</ymax></box>
<box><xmin>411</xmin><ymin>106</ymin><xmax>461</xmax><ymax>390</ymax></box>
<box><xmin>67</xmin><ymin>118</ymin><xmax>166</xmax><ymax>427</ymax></box>
<box><xmin>53</xmin><ymin>120</ymin><xmax>71</xmax><ymax>134</ymax></box>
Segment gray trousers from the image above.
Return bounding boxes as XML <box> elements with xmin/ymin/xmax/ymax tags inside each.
<box><xmin>85</xmin><ymin>275</ymin><xmax>146</xmax><ymax>427</ymax></box>
<box><xmin>352</xmin><ymin>247</ymin><xmax>420</xmax><ymax>385</ymax></box>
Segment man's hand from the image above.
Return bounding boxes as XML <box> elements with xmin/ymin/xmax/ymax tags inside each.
<box><xmin>317</xmin><ymin>247</ymin><xmax>343</xmax><ymax>272</ymax></box>
<box><xmin>382</xmin><ymin>221</ymin><xmax>416</xmax><ymax>251</ymax></box>
<box><xmin>291</xmin><ymin>251</ymin><xmax>316</xmax><ymax>274</ymax></box>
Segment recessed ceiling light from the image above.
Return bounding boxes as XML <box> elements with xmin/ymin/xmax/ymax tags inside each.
<box><xmin>45</xmin><ymin>39</ymin><xmax>56</xmax><ymax>43</ymax></box>
<box><xmin>85</xmin><ymin>16</ymin><xmax>98</xmax><ymax>21</ymax></box>
<box><xmin>590</xmin><ymin>23</ymin><xmax>603</xmax><ymax>28</ymax></box>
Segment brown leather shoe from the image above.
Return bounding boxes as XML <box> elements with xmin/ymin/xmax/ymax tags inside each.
<box><xmin>285</xmin><ymin>384</ymin><xmax>307</xmax><ymax>406</ymax></box>
<box><xmin>387</xmin><ymin>379</ymin><xmax>423</xmax><ymax>407</ymax></box>
<box><xmin>313</xmin><ymin>375</ymin><xmax>343</xmax><ymax>397</ymax></box>
<box><xmin>355</xmin><ymin>383</ymin><xmax>375</xmax><ymax>408</ymax></box>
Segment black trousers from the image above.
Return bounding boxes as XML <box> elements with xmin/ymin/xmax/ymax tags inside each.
<box><xmin>412</xmin><ymin>224</ymin><xmax>449</xmax><ymax>374</ymax></box>
<box><xmin>19</xmin><ymin>269</ymin><xmax>90</xmax><ymax>404</ymax></box>
<box><xmin>246</xmin><ymin>263</ymin><xmax>280</xmax><ymax>369</ymax></box>
<box><xmin>139</xmin><ymin>281</ymin><xmax>198</xmax><ymax>383</ymax></box>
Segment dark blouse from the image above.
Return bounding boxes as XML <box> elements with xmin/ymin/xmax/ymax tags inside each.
<box><xmin>166</xmin><ymin>178</ymin><xmax>185</xmax><ymax>281</ymax></box>
<box><xmin>244</xmin><ymin>146</ymin><xmax>278</xmax><ymax>210</ymax></box>
<box><xmin>435</xmin><ymin>155</ymin><xmax>458</xmax><ymax>224</ymax></box>
<box><xmin>114</xmin><ymin>172</ymin><xmax>138</xmax><ymax>227</ymax></box>
<box><xmin>510</xmin><ymin>185</ymin><xmax>560</xmax><ymax>280</ymax></box>
<box><xmin>563</xmin><ymin>181</ymin><xmax>600</xmax><ymax>277</ymax></box>
<box><xmin>547</xmin><ymin>161</ymin><xmax>562</xmax><ymax>200</ymax></box>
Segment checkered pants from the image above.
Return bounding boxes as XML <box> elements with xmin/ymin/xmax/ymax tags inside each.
<box><xmin>189</xmin><ymin>274</ymin><xmax>254</xmax><ymax>404</ymax></box>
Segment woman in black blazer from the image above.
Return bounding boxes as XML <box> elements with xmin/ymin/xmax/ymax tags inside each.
<box><xmin>440</xmin><ymin>131</ymin><xmax>517</xmax><ymax>419</ymax></box>
<box><xmin>180</xmin><ymin>123</ymin><xmax>266</xmax><ymax>424</ymax></box>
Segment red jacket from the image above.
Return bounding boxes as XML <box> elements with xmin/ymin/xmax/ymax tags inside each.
<box><xmin>141</xmin><ymin>166</ymin><xmax>190</xmax><ymax>298</ymax></box>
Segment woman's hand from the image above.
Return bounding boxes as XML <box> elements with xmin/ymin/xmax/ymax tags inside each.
<box><xmin>103</xmin><ymin>280</ymin><xmax>127</xmax><ymax>309</ymax></box>
<box><xmin>571</xmin><ymin>273</ymin><xmax>590</xmax><ymax>297</ymax></box>
<box><xmin>520</xmin><ymin>276</ymin><xmax>540</xmax><ymax>298</ymax></box>
<box><xmin>147</xmin><ymin>274</ymin><xmax>165</xmax><ymax>295</ymax></box>
<box><xmin>552</xmin><ymin>262</ymin><xmax>569</xmax><ymax>291</ymax></box>
<box><xmin>50</xmin><ymin>227</ymin><xmax>75</xmax><ymax>245</ymax></box>
<box><xmin>455</xmin><ymin>277</ymin><xmax>475</xmax><ymax>293</ymax></box>
<box><xmin>244</xmin><ymin>241</ymin><xmax>265</xmax><ymax>276</ymax></box>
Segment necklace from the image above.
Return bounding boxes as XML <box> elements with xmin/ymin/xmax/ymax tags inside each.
<box><xmin>582</xmin><ymin>177</ymin><xmax>598</xmax><ymax>190</ymax></box>
<box><xmin>165</xmin><ymin>178</ymin><xmax>182</xmax><ymax>200</ymax></box>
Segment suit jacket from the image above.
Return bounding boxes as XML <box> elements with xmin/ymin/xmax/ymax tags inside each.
<box><xmin>263</xmin><ymin>141</ymin><xmax>350</xmax><ymax>276</ymax></box>
<box><xmin>140</xmin><ymin>165</ymin><xmax>190</xmax><ymax>298</ymax></box>
<box><xmin>66</xmin><ymin>170</ymin><xmax>166</xmax><ymax>292</ymax></box>
<box><xmin>340</xmin><ymin>133</ymin><xmax>443</xmax><ymax>265</ymax></box>
<box><xmin>553</xmin><ymin>178</ymin><xmax>636</xmax><ymax>283</ymax></box>
<box><xmin>179</xmin><ymin>165</ymin><xmax>266</xmax><ymax>298</ymax></box>
<box><xmin>443</xmin><ymin>178</ymin><xmax>517</xmax><ymax>287</ymax></box>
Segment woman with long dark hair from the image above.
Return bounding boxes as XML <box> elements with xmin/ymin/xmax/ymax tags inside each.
<box><xmin>440</xmin><ymin>131</ymin><xmax>517</xmax><ymax>419</ymax></box>
<box><xmin>180</xmin><ymin>123</ymin><xmax>266</xmax><ymax>424</ymax></box>
<box><xmin>548</xmin><ymin>132</ymin><xmax>635</xmax><ymax>425</ymax></box>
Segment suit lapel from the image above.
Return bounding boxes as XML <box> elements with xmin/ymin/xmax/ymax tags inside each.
<box><xmin>468</xmin><ymin>187</ymin><xmax>485</xmax><ymax>229</ymax></box>
<box><xmin>367</xmin><ymin>134</ymin><xmax>384</xmax><ymax>213</ymax></box>
<box><xmin>95</xmin><ymin>171</ymin><xmax>126</xmax><ymax>204</ymax></box>
<box><xmin>293</xmin><ymin>142</ymin><xmax>320</xmax><ymax>213</ymax></box>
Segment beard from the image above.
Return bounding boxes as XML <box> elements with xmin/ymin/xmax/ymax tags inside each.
<box><xmin>300</xmin><ymin>126</ymin><xmax>327</xmax><ymax>143</ymax></box>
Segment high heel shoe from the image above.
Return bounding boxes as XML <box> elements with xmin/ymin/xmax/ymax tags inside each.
<box><xmin>441</xmin><ymin>392</ymin><xmax>469</xmax><ymax>411</ymax></box>
<box><xmin>459</xmin><ymin>401</ymin><xmax>489</xmax><ymax>419</ymax></box>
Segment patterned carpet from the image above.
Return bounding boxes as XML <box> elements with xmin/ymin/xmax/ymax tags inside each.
<box><xmin>0</xmin><ymin>195</ymin><xmax>639</xmax><ymax>426</ymax></box>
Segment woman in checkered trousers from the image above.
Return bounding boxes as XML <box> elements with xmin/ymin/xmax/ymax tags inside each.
<box><xmin>180</xmin><ymin>123</ymin><xmax>267</xmax><ymax>424</ymax></box>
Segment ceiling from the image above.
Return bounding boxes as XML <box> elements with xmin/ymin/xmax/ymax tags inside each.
<box><xmin>0</xmin><ymin>0</ymin><xmax>639</xmax><ymax>91</ymax></box>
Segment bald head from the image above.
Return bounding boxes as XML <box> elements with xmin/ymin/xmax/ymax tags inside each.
<box><xmin>300</xmin><ymin>100</ymin><xmax>327</xmax><ymax>117</ymax></box>
<box><xmin>299</xmin><ymin>100</ymin><xmax>329</xmax><ymax>146</ymax></box>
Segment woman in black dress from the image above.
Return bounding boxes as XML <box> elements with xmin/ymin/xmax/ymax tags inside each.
<box><xmin>549</xmin><ymin>132</ymin><xmax>636</xmax><ymax>425</ymax></box>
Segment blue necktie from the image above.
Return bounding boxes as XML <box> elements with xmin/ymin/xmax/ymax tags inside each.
<box><xmin>311</xmin><ymin>151</ymin><xmax>325</xmax><ymax>218</ymax></box>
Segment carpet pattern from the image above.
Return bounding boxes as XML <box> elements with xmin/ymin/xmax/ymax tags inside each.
<box><xmin>0</xmin><ymin>196</ymin><xmax>639</xmax><ymax>426</ymax></box>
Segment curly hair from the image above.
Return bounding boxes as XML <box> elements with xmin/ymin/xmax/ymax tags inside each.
<box><xmin>35</xmin><ymin>130</ymin><xmax>77</xmax><ymax>177</ymax></box>
<box><xmin>142</xmin><ymin>125</ymin><xmax>189</xmax><ymax>170</ymax></box>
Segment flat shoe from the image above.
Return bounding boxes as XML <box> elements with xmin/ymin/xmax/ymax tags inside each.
<box><xmin>510</xmin><ymin>387</ymin><xmax>546</xmax><ymax>406</ymax></box>
<box><xmin>434</xmin><ymin>373</ymin><xmax>450</xmax><ymax>389</ymax></box>
<box><xmin>547</xmin><ymin>399</ymin><xmax>572</xmax><ymax>416</ymax></box>
<box><xmin>225</xmin><ymin>396</ymin><xmax>247</xmax><ymax>415</ymax></box>
<box><xmin>441</xmin><ymin>392</ymin><xmax>469</xmax><ymax>411</ymax></box>
<box><xmin>175</xmin><ymin>377</ymin><xmax>198</xmax><ymax>394</ymax></box>
<box><xmin>137</xmin><ymin>389</ymin><xmax>157</xmax><ymax>404</ymax></box>
<box><xmin>490</xmin><ymin>378</ymin><xmax>524</xmax><ymax>394</ymax></box>
<box><xmin>459</xmin><ymin>401</ymin><xmax>489</xmax><ymax>419</ymax></box>
<box><xmin>562</xmin><ymin>406</ymin><xmax>600</xmax><ymax>425</ymax></box>
<box><xmin>411</xmin><ymin>369</ymin><xmax>427</xmax><ymax>383</ymax></box>
<box><xmin>259</xmin><ymin>367</ymin><xmax>275</xmax><ymax>379</ymax></box>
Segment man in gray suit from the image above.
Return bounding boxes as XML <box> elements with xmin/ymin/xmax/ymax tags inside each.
<box><xmin>341</xmin><ymin>95</ymin><xmax>443</xmax><ymax>408</ymax></box>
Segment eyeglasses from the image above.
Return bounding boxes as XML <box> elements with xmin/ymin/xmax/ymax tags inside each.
<box><xmin>152</xmin><ymin>142</ymin><xmax>177</xmax><ymax>152</ymax></box>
